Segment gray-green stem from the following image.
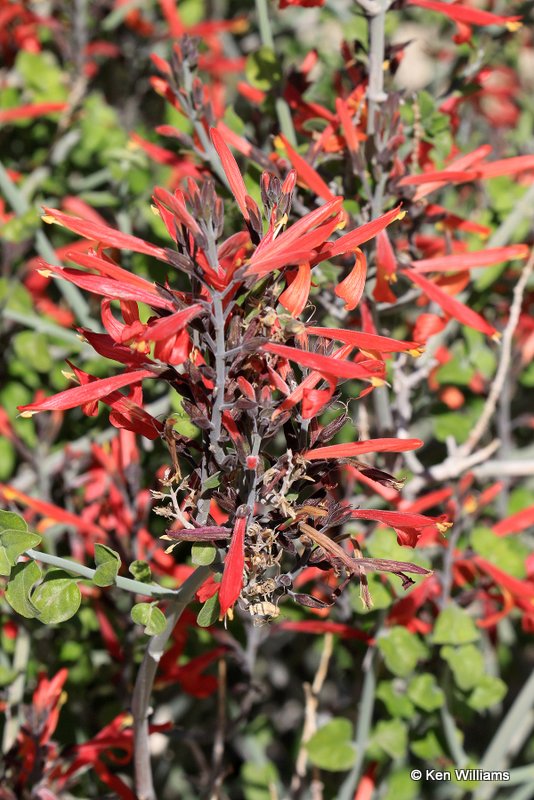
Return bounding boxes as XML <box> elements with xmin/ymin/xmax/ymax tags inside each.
<box><xmin>25</xmin><ymin>548</ymin><xmax>182</xmax><ymax>598</ymax></box>
<box><xmin>254</xmin><ymin>0</ymin><xmax>297</xmax><ymax>146</ymax></box>
<box><xmin>131</xmin><ymin>565</ymin><xmax>211</xmax><ymax>800</ymax></box>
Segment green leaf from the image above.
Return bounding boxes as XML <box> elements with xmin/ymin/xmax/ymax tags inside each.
<box><xmin>201</xmin><ymin>472</ymin><xmax>221</xmax><ymax>492</ymax></box>
<box><xmin>246</xmin><ymin>47</ymin><xmax>282</xmax><ymax>91</ymax></box>
<box><xmin>306</xmin><ymin>718</ymin><xmax>357</xmax><ymax>771</ymax></box>
<box><xmin>382</xmin><ymin>767</ymin><xmax>420</xmax><ymax>800</ymax></box>
<box><xmin>169</xmin><ymin>393</ymin><xmax>200</xmax><ymax>438</ymax></box>
<box><xmin>192</xmin><ymin>543</ymin><xmax>217</xmax><ymax>566</ymax></box>
<box><xmin>93</xmin><ymin>543</ymin><xmax>121</xmax><ymax>587</ymax></box>
<box><xmin>434</xmin><ymin>412</ymin><xmax>473</xmax><ymax>444</ymax></box>
<box><xmin>129</xmin><ymin>560</ymin><xmax>152</xmax><ymax>583</ymax></box>
<box><xmin>31</xmin><ymin>570</ymin><xmax>82</xmax><ymax>624</ymax></box>
<box><xmin>433</xmin><ymin>606</ymin><xmax>480</xmax><ymax>645</ymax></box>
<box><xmin>5</xmin><ymin>561</ymin><xmax>42</xmax><ymax>618</ymax></box>
<box><xmin>471</xmin><ymin>527</ymin><xmax>527</xmax><ymax>579</ymax></box>
<box><xmin>407</xmin><ymin>674</ymin><xmax>444</xmax><ymax>711</ymax></box>
<box><xmin>369</xmin><ymin>718</ymin><xmax>408</xmax><ymax>760</ymax></box>
<box><xmin>13</xmin><ymin>331</ymin><xmax>52</xmax><ymax>373</ymax></box>
<box><xmin>0</xmin><ymin>664</ymin><xmax>18</xmax><ymax>687</ymax></box>
<box><xmin>410</xmin><ymin>731</ymin><xmax>444</xmax><ymax>760</ymax></box>
<box><xmin>241</xmin><ymin>762</ymin><xmax>280</xmax><ymax>800</ymax></box>
<box><xmin>197</xmin><ymin>592</ymin><xmax>220</xmax><ymax>627</ymax></box>
<box><xmin>436</xmin><ymin>357</ymin><xmax>474</xmax><ymax>386</ymax></box>
<box><xmin>377</xmin><ymin>627</ymin><xmax>427</xmax><ymax>677</ymax></box>
<box><xmin>0</xmin><ymin>528</ymin><xmax>42</xmax><ymax>576</ymax></box>
<box><xmin>0</xmin><ymin>511</ymin><xmax>28</xmax><ymax>533</ymax></box>
<box><xmin>440</xmin><ymin>644</ymin><xmax>485</xmax><ymax>691</ymax></box>
<box><xmin>0</xmin><ymin>438</ymin><xmax>16</xmax><ymax>481</ymax></box>
<box><xmin>131</xmin><ymin>602</ymin><xmax>166</xmax><ymax>636</ymax></box>
<box><xmin>468</xmin><ymin>676</ymin><xmax>507</xmax><ymax>711</ymax></box>
<box><xmin>376</xmin><ymin>681</ymin><xmax>415</xmax><ymax>719</ymax></box>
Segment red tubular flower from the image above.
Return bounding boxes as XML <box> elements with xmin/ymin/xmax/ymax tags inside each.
<box><xmin>18</xmin><ymin>368</ymin><xmax>156</xmax><ymax>417</ymax></box>
<box><xmin>263</xmin><ymin>342</ymin><xmax>385</xmax><ymax>382</ymax></box>
<box><xmin>306</xmin><ymin>326</ymin><xmax>423</xmax><ymax>355</ymax></box>
<box><xmin>407</xmin><ymin>0</ymin><xmax>521</xmax><ymax>31</ymax></box>
<box><xmin>335</xmin><ymin>248</ymin><xmax>367</xmax><ymax>311</ymax></box>
<box><xmin>303</xmin><ymin>438</ymin><xmax>423</xmax><ymax>460</ymax></box>
<box><xmin>279</xmin><ymin>262</ymin><xmax>312</xmax><ymax>317</ymax></box>
<box><xmin>317</xmin><ymin>205</ymin><xmax>404</xmax><ymax>261</ymax></box>
<box><xmin>350</xmin><ymin>509</ymin><xmax>450</xmax><ymax>546</ymax></box>
<box><xmin>246</xmin><ymin>198</ymin><xmax>344</xmax><ymax>276</ymax></box>
<box><xmin>403</xmin><ymin>268</ymin><xmax>499</xmax><ymax>338</ymax></box>
<box><xmin>411</xmin><ymin>245</ymin><xmax>529</xmax><ymax>272</ymax></box>
<box><xmin>0</xmin><ymin>485</ymin><xmax>107</xmax><ymax>538</ymax></box>
<box><xmin>210</xmin><ymin>127</ymin><xmax>253</xmax><ymax>219</ymax></box>
<box><xmin>219</xmin><ymin>516</ymin><xmax>247</xmax><ymax>616</ymax></box>
<box><xmin>42</xmin><ymin>207</ymin><xmax>170</xmax><ymax>260</ymax></box>
<box><xmin>0</xmin><ymin>102</ymin><xmax>68</xmax><ymax>122</ymax></box>
<box><xmin>493</xmin><ymin>505</ymin><xmax>534</xmax><ymax>537</ymax></box>
<box><xmin>276</xmin><ymin>134</ymin><xmax>337</xmax><ymax>201</ymax></box>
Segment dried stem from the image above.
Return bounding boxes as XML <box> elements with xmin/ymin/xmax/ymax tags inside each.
<box><xmin>290</xmin><ymin>633</ymin><xmax>334</xmax><ymax>796</ymax></box>
<box><xmin>459</xmin><ymin>249</ymin><xmax>534</xmax><ymax>457</ymax></box>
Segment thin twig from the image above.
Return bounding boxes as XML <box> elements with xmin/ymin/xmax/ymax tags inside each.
<box><xmin>459</xmin><ymin>250</ymin><xmax>534</xmax><ymax>457</ymax></box>
<box><xmin>290</xmin><ymin>633</ymin><xmax>334</xmax><ymax>796</ymax></box>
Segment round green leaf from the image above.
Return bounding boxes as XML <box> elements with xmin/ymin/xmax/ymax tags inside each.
<box><xmin>433</xmin><ymin>606</ymin><xmax>480</xmax><ymax>645</ymax></box>
<box><xmin>197</xmin><ymin>592</ymin><xmax>220</xmax><ymax>627</ymax></box>
<box><xmin>192</xmin><ymin>543</ymin><xmax>217</xmax><ymax>566</ymax></box>
<box><xmin>407</xmin><ymin>674</ymin><xmax>444</xmax><ymax>711</ymax></box>
<box><xmin>377</xmin><ymin>627</ymin><xmax>427</xmax><ymax>677</ymax></box>
<box><xmin>129</xmin><ymin>560</ymin><xmax>152</xmax><ymax>583</ymax></box>
<box><xmin>440</xmin><ymin>644</ymin><xmax>484</xmax><ymax>691</ymax></box>
<box><xmin>306</xmin><ymin>718</ymin><xmax>357</xmax><ymax>772</ymax></box>
<box><xmin>0</xmin><ymin>511</ymin><xmax>28</xmax><ymax>533</ymax></box>
<box><xmin>410</xmin><ymin>731</ymin><xmax>444</xmax><ymax>760</ymax></box>
<box><xmin>5</xmin><ymin>560</ymin><xmax>42</xmax><ymax>618</ymax></box>
<box><xmin>376</xmin><ymin>681</ymin><xmax>415</xmax><ymax>719</ymax></box>
<box><xmin>382</xmin><ymin>767</ymin><xmax>420</xmax><ymax>800</ymax></box>
<box><xmin>468</xmin><ymin>676</ymin><xmax>507</xmax><ymax>711</ymax></box>
<box><xmin>31</xmin><ymin>570</ymin><xmax>82</xmax><ymax>624</ymax></box>
<box><xmin>369</xmin><ymin>718</ymin><xmax>408</xmax><ymax>760</ymax></box>
<box><xmin>131</xmin><ymin>602</ymin><xmax>166</xmax><ymax>636</ymax></box>
<box><xmin>93</xmin><ymin>543</ymin><xmax>121</xmax><ymax>587</ymax></box>
<box><xmin>0</xmin><ymin>529</ymin><xmax>42</xmax><ymax>577</ymax></box>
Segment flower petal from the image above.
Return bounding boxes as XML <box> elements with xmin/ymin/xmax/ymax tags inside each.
<box><xmin>219</xmin><ymin>516</ymin><xmax>247</xmax><ymax>616</ymax></box>
<box><xmin>334</xmin><ymin>248</ymin><xmax>367</xmax><ymax>310</ymax></box>
<box><xmin>18</xmin><ymin>368</ymin><xmax>156</xmax><ymax>416</ymax></box>
<box><xmin>411</xmin><ymin>245</ymin><xmax>529</xmax><ymax>272</ymax></box>
<box><xmin>306</xmin><ymin>326</ymin><xmax>422</xmax><ymax>353</ymax></box>
<box><xmin>403</xmin><ymin>268</ymin><xmax>498</xmax><ymax>337</ymax></box>
<box><xmin>279</xmin><ymin>262</ymin><xmax>311</xmax><ymax>317</ymax></box>
<box><xmin>304</xmin><ymin>438</ymin><xmax>423</xmax><ymax>460</ymax></box>
<box><xmin>210</xmin><ymin>128</ymin><xmax>250</xmax><ymax>220</ymax></box>
<box><xmin>262</xmin><ymin>343</ymin><xmax>385</xmax><ymax>380</ymax></box>
<box><xmin>42</xmin><ymin>207</ymin><xmax>169</xmax><ymax>260</ymax></box>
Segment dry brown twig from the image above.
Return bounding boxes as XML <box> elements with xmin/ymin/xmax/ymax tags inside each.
<box><xmin>289</xmin><ymin>633</ymin><xmax>335</xmax><ymax>798</ymax></box>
